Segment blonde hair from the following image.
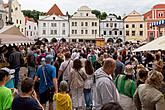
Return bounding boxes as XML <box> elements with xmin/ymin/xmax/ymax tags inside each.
<box><xmin>146</xmin><ymin>70</ymin><xmax>164</xmax><ymax>89</ymax></box>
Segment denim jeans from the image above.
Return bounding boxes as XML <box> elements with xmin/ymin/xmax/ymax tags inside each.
<box><xmin>28</xmin><ymin>66</ymin><xmax>36</xmax><ymax>79</ymax></box>
<box><xmin>83</xmin><ymin>88</ymin><xmax>93</xmax><ymax>108</ymax></box>
<box><xmin>14</xmin><ymin>67</ymin><xmax>20</xmax><ymax>88</ymax></box>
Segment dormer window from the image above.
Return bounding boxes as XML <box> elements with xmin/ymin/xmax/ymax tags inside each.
<box><xmin>86</xmin><ymin>13</ymin><xmax>88</xmax><ymax>16</ymax></box>
<box><xmin>110</xmin><ymin>18</ymin><xmax>112</xmax><ymax>21</ymax></box>
<box><xmin>53</xmin><ymin>17</ymin><xmax>55</xmax><ymax>20</ymax></box>
<box><xmin>158</xmin><ymin>13</ymin><xmax>163</xmax><ymax>17</ymax></box>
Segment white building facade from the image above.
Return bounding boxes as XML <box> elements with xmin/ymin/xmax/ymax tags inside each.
<box><xmin>69</xmin><ymin>6</ymin><xmax>99</xmax><ymax>42</ymax></box>
<box><xmin>0</xmin><ymin>0</ymin><xmax>7</xmax><ymax>29</ymax></box>
<box><xmin>100</xmin><ymin>15</ymin><xmax>125</xmax><ymax>43</ymax></box>
<box><xmin>4</xmin><ymin>0</ymin><xmax>25</xmax><ymax>35</ymax></box>
<box><xmin>25</xmin><ymin>18</ymin><xmax>38</xmax><ymax>40</ymax></box>
<box><xmin>38</xmin><ymin>14</ymin><xmax>69</xmax><ymax>41</ymax></box>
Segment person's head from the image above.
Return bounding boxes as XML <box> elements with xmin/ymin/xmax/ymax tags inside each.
<box><xmin>45</xmin><ymin>54</ymin><xmax>54</xmax><ymax>64</ymax></box>
<box><xmin>73</xmin><ymin>59</ymin><xmax>82</xmax><ymax>71</ymax></box>
<box><xmin>101</xmin><ymin>102</ymin><xmax>123</xmax><ymax>110</ymax></box>
<box><xmin>103</xmin><ymin>58</ymin><xmax>116</xmax><ymax>75</ymax></box>
<box><xmin>21</xmin><ymin>77</ymin><xmax>34</xmax><ymax>94</ymax></box>
<box><xmin>64</xmin><ymin>52</ymin><xmax>71</xmax><ymax>59</ymax></box>
<box><xmin>155</xmin><ymin>53</ymin><xmax>161</xmax><ymax>61</ymax></box>
<box><xmin>85</xmin><ymin>60</ymin><xmax>94</xmax><ymax>75</ymax></box>
<box><xmin>138</xmin><ymin>68</ymin><xmax>148</xmax><ymax>80</ymax></box>
<box><xmin>59</xmin><ymin>80</ymin><xmax>68</xmax><ymax>92</ymax></box>
<box><xmin>117</xmin><ymin>55</ymin><xmax>122</xmax><ymax>61</ymax></box>
<box><xmin>0</xmin><ymin>68</ymin><xmax>15</xmax><ymax>84</ymax></box>
<box><xmin>146</xmin><ymin>70</ymin><xmax>164</xmax><ymax>89</ymax></box>
<box><xmin>125</xmin><ymin>65</ymin><xmax>135</xmax><ymax>76</ymax></box>
<box><xmin>98</xmin><ymin>53</ymin><xmax>104</xmax><ymax>61</ymax></box>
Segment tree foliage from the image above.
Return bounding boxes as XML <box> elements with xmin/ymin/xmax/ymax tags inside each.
<box><xmin>92</xmin><ymin>10</ymin><xmax>107</xmax><ymax>20</ymax></box>
<box><xmin>22</xmin><ymin>10</ymin><xmax>45</xmax><ymax>22</ymax></box>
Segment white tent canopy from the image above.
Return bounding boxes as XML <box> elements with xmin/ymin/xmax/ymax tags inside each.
<box><xmin>133</xmin><ymin>36</ymin><xmax>165</xmax><ymax>52</ymax></box>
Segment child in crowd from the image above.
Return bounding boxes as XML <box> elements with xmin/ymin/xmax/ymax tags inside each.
<box><xmin>53</xmin><ymin>80</ymin><xmax>72</xmax><ymax>110</ymax></box>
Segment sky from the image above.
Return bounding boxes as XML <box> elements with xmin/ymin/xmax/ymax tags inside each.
<box><xmin>3</xmin><ymin>0</ymin><xmax>165</xmax><ymax>16</ymax></box>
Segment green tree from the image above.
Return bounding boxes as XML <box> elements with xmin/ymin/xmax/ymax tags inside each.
<box><xmin>92</xmin><ymin>10</ymin><xmax>101</xmax><ymax>18</ymax></box>
<box><xmin>22</xmin><ymin>10</ymin><xmax>44</xmax><ymax>22</ymax></box>
<box><xmin>100</xmin><ymin>12</ymin><xmax>107</xmax><ymax>20</ymax></box>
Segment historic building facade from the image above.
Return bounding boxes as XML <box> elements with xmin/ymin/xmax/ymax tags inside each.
<box><xmin>124</xmin><ymin>10</ymin><xmax>146</xmax><ymax>41</ymax></box>
<box><xmin>25</xmin><ymin>17</ymin><xmax>38</xmax><ymax>40</ymax></box>
<box><xmin>69</xmin><ymin>6</ymin><xmax>99</xmax><ymax>42</ymax></box>
<box><xmin>144</xmin><ymin>4</ymin><xmax>165</xmax><ymax>41</ymax></box>
<box><xmin>38</xmin><ymin>4</ymin><xmax>69</xmax><ymax>41</ymax></box>
<box><xmin>100</xmin><ymin>15</ymin><xmax>124</xmax><ymax>43</ymax></box>
<box><xmin>3</xmin><ymin>0</ymin><xmax>25</xmax><ymax>35</ymax></box>
<box><xmin>0</xmin><ymin>0</ymin><xmax>6</xmax><ymax>29</ymax></box>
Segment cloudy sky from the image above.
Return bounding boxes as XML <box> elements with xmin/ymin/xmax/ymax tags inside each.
<box><xmin>3</xmin><ymin>0</ymin><xmax>165</xmax><ymax>16</ymax></box>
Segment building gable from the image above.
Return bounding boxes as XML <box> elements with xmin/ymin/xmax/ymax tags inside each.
<box><xmin>39</xmin><ymin>14</ymin><xmax>67</xmax><ymax>21</ymax></box>
<box><xmin>47</xmin><ymin>4</ymin><xmax>63</xmax><ymax>16</ymax></box>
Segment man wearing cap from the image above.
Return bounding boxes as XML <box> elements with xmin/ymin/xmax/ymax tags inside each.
<box><xmin>34</xmin><ymin>54</ymin><xmax>58</xmax><ymax>110</ymax></box>
<box><xmin>0</xmin><ymin>68</ymin><xmax>14</xmax><ymax>110</ymax></box>
<box><xmin>114</xmin><ymin>64</ymin><xmax>136</xmax><ymax>110</ymax></box>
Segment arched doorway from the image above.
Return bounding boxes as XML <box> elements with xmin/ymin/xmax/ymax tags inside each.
<box><xmin>42</xmin><ymin>38</ymin><xmax>48</xmax><ymax>43</ymax></box>
<box><xmin>60</xmin><ymin>38</ymin><xmax>66</xmax><ymax>42</ymax></box>
<box><xmin>116</xmin><ymin>38</ymin><xmax>123</xmax><ymax>43</ymax></box>
<box><xmin>51</xmin><ymin>38</ymin><xmax>57</xmax><ymax>43</ymax></box>
<box><xmin>107</xmin><ymin>38</ymin><xmax>114</xmax><ymax>43</ymax></box>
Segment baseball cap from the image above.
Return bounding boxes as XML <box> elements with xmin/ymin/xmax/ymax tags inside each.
<box><xmin>1</xmin><ymin>67</ymin><xmax>15</xmax><ymax>75</ymax></box>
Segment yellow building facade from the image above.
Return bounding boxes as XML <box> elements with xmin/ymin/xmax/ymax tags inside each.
<box><xmin>124</xmin><ymin>10</ymin><xmax>146</xmax><ymax>41</ymax></box>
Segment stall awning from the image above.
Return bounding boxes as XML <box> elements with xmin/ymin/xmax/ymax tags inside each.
<box><xmin>150</xmin><ymin>20</ymin><xmax>165</xmax><ymax>27</ymax></box>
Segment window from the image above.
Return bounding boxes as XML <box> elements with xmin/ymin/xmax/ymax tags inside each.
<box><xmin>34</xmin><ymin>26</ymin><xmax>36</xmax><ymax>30</ymax></box>
<box><xmin>132</xmin><ymin>24</ymin><xmax>135</xmax><ymax>28</ymax></box>
<box><xmin>20</xmin><ymin>20</ymin><xmax>21</xmax><ymax>24</ymax></box>
<box><xmin>110</xmin><ymin>23</ymin><xmax>113</xmax><ymax>27</ymax></box>
<box><xmin>72</xmin><ymin>22</ymin><xmax>74</xmax><ymax>26</ymax></box>
<box><xmin>0</xmin><ymin>14</ymin><xmax>2</xmax><ymax>20</ymax></box>
<box><xmin>115</xmin><ymin>31</ymin><xmax>117</xmax><ymax>35</ymax></box>
<box><xmin>92</xmin><ymin>30</ymin><xmax>94</xmax><ymax>34</ymax></box>
<box><xmin>126</xmin><ymin>31</ymin><xmax>129</xmax><ymax>36</ymax></box>
<box><xmin>95</xmin><ymin>30</ymin><xmax>97</xmax><ymax>34</ymax></box>
<box><xmin>50</xmin><ymin>30</ymin><xmax>54</xmax><ymax>35</ymax></box>
<box><xmin>75</xmin><ymin>30</ymin><xmax>77</xmax><ymax>34</ymax></box>
<box><xmin>15</xmin><ymin>7</ymin><xmax>18</xmax><ymax>11</ymax></box>
<box><xmin>140</xmin><ymin>31</ymin><xmax>143</xmax><ymax>36</ymax></box>
<box><xmin>81</xmin><ymin>22</ymin><xmax>84</xmax><ymax>26</ymax></box>
<box><xmin>81</xmin><ymin>30</ymin><xmax>84</xmax><ymax>34</ymax></box>
<box><xmin>51</xmin><ymin>23</ymin><xmax>56</xmax><ymax>27</ymax></box>
<box><xmin>51</xmin><ymin>30</ymin><xmax>57</xmax><ymax>35</ymax></box>
<box><xmin>29</xmin><ymin>26</ymin><xmax>31</xmax><ymax>29</ymax></box>
<box><xmin>109</xmin><ymin>31</ymin><xmax>112</xmax><ymax>35</ymax></box>
<box><xmin>26</xmin><ymin>31</ymin><xmax>28</xmax><ymax>36</ymax></box>
<box><xmin>114</xmin><ymin>23</ymin><xmax>117</xmax><ymax>27</ymax></box>
<box><xmin>62</xmin><ymin>30</ymin><xmax>65</xmax><ymax>35</ymax></box>
<box><xmin>120</xmin><ymin>31</ymin><xmax>122</xmax><ymax>35</ymax></box>
<box><xmin>86</xmin><ymin>13</ymin><xmax>88</xmax><ymax>16</ymax></box>
<box><xmin>95</xmin><ymin>22</ymin><xmax>97</xmax><ymax>26</ymax></box>
<box><xmin>72</xmin><ymin>30</ymin><xmax>74</xmax><ymax>34</ymax></box>
<box><xmin>54</xmin><ymin>30</ymin><xmax>57</xmax><ymax>35</ymax></box>
<box><xmin>110</xmin><ymin>18</ymin><xmax>112</xmax><ymax>21</ymax></box>
<box><xmin>132</xmin><ymin>31</ymin><xmax>135</xmax><ymax>36</ymax></box>
<box><xmin>126</xmin><ymin>24</ymin><xmax>129</xmax><ymax>28</ymax></box>
<box><xmin>16</xmin><ymin>19</ymin><xmax>18</xmax><ymax>24</ymax></box>
<box><xmin>85</xmin><ymin>30</ymin><xmax>88</xmax><ymax>34</ymax></box>
<box><xmin>43</xmin><ymin>23</ymin><xmax>46</xmax><ymax>27</ymax></box>
<box><xmin>80</xmin><ymin>13</ymin><xmax>83</xmax><ymax>16</ymax></box>
<box><xmin>53</xmin><ymin>17</ymin><xmax>55</xmax><ymax>20</ymax></box>
<box><xmin>30</xmin><ymin>31</ymin><xmax>32</xmax><ymax>36</ymax></box>
<box><xmin>75</xmin><ymin>22</ymin><xmax>77</xmax><ymax>26</ymax></box>
<box><xmin>62</xmin><ymin>23</ymin><xmax>65</xmax><ymax>27</ymax></box>
<box><xmin>106</xmin><ymin>23</ymin><xmax>109</xmax><ymax>27</ymax></box>
<box><xmin>104</xmin><ymin>31</ymin><xmax>106</xmax><ymax>35</ymax></box>
<box><xmin>158</xmin><ymin>13</ymin><xmax>163</xmax><ymax>17</ymax></box>
<box><xmin>22</xmin><ymin>28</ymin><xmax>23</xmax><ymax>32</ymax></box>
<box><xmin>42</xmin><ymin>30</ymin><xmax>46</xmax><ymax>35</ymax></box>
<box><xmin>92</xmin><ymin>22</ymin><xmax>94</xmax><ymax>26</ymax></box>
<box><xmin>85</xmin><ymin>22</ymin><xmax>88</xmax><ymax>26</ymax></box>
<box><xmin>140</xmin><ymin>24</ymin><xmax>143</xmax><ymax>28</ymax></box>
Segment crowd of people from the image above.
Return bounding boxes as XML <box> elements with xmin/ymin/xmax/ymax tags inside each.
<box><xmin>0</xmin><ymin>41</ymin><xmax>165</xmax><ymax>110</ymax></box>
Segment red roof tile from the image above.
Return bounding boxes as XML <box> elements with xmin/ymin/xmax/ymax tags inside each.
<box><xmin>153</xmin><ymin>4</ymin><xmax>165</xmax><ymax>9</ymax></box>
<box><xmin>47</xmin><ymin>4</ymin><xmax>63</xmax><ymax>16</ymax></box>
<box><xmin>143</xmin><ymin>10</ymin><xmax>152</xmax><ymax>19</ymax></box>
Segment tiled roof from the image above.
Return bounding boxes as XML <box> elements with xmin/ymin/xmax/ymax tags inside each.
<box><xmin>3</xmin><ymin>3</ymin><xmax>8</xmax><ymax>8</ymax></box>
<box><xmin>47</xmin><ymin>4</ymin><xmax>63</xmax><ymax>16</ymax></box>
<box><xmin>25</xmin><ymin>16</ymin><xmax>36</xmax><ymax>23</ymax></box>
<box><xmin>153</xmin><ymin>4</ymin><xmax>165</xmax><ymax>9</ymax></box>
<box><xmin>143</xmin><ymin>10</ymin><xmax>152</xmax><ymax>19</ymax></box>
